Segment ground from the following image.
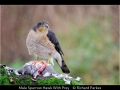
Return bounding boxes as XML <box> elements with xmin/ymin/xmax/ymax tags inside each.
<box><xmin>0</xmin><ymin>66</ymin><xmax>83</xmax><ymax>85</ymax></box>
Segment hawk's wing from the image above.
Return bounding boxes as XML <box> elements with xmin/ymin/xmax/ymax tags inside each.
<box><xmin>47</xmin><ymin>29</ymin><xmax>64</xmax><ymax>56</ymax></box>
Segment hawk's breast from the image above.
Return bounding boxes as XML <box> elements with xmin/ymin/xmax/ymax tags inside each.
<box><xmin>26</xmin><ymin>30</ymin><xmax>56</xmax><ymax>58</ymax></box>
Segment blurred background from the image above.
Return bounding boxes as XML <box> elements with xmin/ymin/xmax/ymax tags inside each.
<box><xmin>1</xmin><ymin>5</ymin><xmax>119</xmax><ymax>85</ymax></box>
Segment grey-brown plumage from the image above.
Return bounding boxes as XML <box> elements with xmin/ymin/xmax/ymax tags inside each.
<box><xmin>26</xmin><ymin>20</ymin><xmax>70</xmax><ymax>74</ymax></box>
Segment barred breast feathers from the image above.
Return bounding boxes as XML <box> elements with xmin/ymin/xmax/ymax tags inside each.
<box><xmin>26</xmin><ymin>30</ymin><xmax>56</xmax><ymax>52</ymax></box>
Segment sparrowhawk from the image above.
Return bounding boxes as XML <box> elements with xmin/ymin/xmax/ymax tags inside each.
<box><xmin>26</xmin><ymin>20</ymin><xmax>70</xmax><ymax>74</ymax></box>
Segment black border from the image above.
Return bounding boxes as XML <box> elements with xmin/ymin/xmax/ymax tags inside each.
<box><xmin>0</xmin><ymin>1</ymin><xmax>120</xmax><ymax>5</ymax></box>
<box><xmin>0</xmin><ymin>85</ymin><xmax>120</xmax><ymax>90</ymax></box>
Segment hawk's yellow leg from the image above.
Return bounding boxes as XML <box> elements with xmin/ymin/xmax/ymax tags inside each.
<box><xmin>47</xmin><ymin>54</ymin><xmax>51</xmax><ymax>64</ymax></box>
<box><xmin>36</xmin><ymin>57</ymin><xmax>39</xmax><ymax>61</ymax></box>
<box><xmin>47</xmin><ymin>57</ymin><xmax>50</xmax><ymax>64</ymax></box>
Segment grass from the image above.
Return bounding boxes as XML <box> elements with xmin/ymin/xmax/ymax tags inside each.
<box><xmin>0</xmin><ymin>67</ymin><xmax>83</xmax><ymax>85</ymax></box>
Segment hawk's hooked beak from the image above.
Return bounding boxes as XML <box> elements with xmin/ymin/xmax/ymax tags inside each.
<box><xmin>44</xmin><ymin>24</ymin><xmax>49</xmax><ymax>28</ymax></box>
<box><xmin>41</xmin><ymin>23</ymin><xmax>49</xmax><ymax>28</ymax></box>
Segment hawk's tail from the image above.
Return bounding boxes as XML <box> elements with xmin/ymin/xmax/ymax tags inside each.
<box><xmin>55</xmin><ymin>56</ymin><xmax>70</xmax><ymax>74</ymax></box>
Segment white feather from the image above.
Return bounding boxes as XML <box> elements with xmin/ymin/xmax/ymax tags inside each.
<box><xmin>43</xmin><ymin>72</ymin><xmax>51</xmax><ymax>77</ymax></box>
<box><xmin>53</xmin><ymin>52</ymin><xmax>62</xmax><ymax>67</ymax></box>
<box><xmin>50</xmin><ymin>57</ymin><xmax>54</xmax><ymax>66</ymax></box>
<box><xmin>75</xmin><ymin>77</ymin><xmax>81</xmax><ymax>81</ymax></box>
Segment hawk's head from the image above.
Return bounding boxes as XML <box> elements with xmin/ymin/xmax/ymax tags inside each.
<box><xmin>32</xmin><ymin>20</ymin><xmax>49</xmax><ymax>35</ymax></box>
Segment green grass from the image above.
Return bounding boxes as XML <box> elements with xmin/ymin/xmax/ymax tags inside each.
<box><xmin>0</xmin><ymin>67</ymin><xmax>83</xmax><ymax>85</ymax></box>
